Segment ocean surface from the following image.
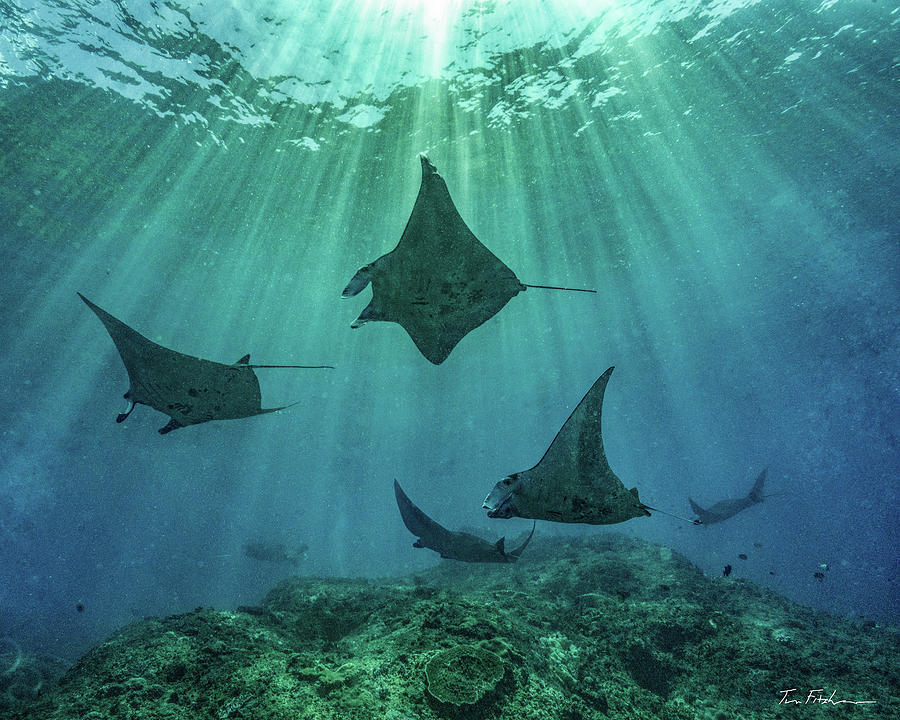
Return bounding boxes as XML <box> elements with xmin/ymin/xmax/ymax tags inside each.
<box><xmin>0</xmin><ymin>0</ymin><xmax>897</xmax><ymax>663</ymax></box>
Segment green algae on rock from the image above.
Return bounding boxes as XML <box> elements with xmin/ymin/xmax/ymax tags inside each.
<box><xmin>0</xmin><ymin>639</ymin><xmax>68</xmax><ymax>714</ymax></box>
<box><xmin>5</xmin><ymin>534</ymin><xmax>899</xmax><ymax>720</ymax></box>
<box><xmin>425</xmin><ymin>644</ymin><xmax>505</xmax><ymax>705</ymax></box>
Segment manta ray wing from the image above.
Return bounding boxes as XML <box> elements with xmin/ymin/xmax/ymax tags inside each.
<box><xmin>393</xmin><ymin>479</ymin><xmax>457</xmax><ymax>547</ymax></box>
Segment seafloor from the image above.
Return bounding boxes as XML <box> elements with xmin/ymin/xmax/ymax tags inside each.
<box><xmin>3</xmin><ymin>534</ymin><xmax>897</xmax><ymax>719</ymax></box>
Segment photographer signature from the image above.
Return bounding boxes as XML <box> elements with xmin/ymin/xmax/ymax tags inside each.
<box><xmin>778</xmin><ymin>688</ymin><xmax>876</xmax><ymax>706</ymax></box>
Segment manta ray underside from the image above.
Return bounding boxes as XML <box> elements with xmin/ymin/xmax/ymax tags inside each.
<box><xmin>483</xmin><ymin>366</ymin><xmax>652</xmax><ymax>525</ymax></box>
<box><xmin>79</xmin><ymin>293</ymin><xmax>331</xmax><ymax>434</ymax></box>
<box><xmin>342</xmin><ymin>155</ymin><xmax>595</xmax><ymax>364</ymax></box>
<box><xmin>394</xmin><ymin>480</ymin><xmax>534</xmax><ymax>563</ymax></box>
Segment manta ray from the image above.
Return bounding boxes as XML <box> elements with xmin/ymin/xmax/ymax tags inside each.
<box><xmin>79</xmin><ymin>293</ymin><xmax>332</xmax><ymax>434</ymax></box>
<box><xmin>689</xmin><ymin>468</ymin><xmax>768</xmax><ymax>525</ymax></box>
<box><xmin>483</xmin><ymin>367</ymin><xmax>698</xmax><ymax>526</ymax></box>
<box><xmin>394</xmin><ymin>480</ymin><xmax>534</xmax><ymax>563</ymax></box>
<box><xmin>342</xmin><ymin>155</ymin><xmax>595</xmax><ymax>364</ymax></box>
<box><xmin>242</xmin><ymin>540</ymin><xmax>308</xmax><ymax>567</ymax></box>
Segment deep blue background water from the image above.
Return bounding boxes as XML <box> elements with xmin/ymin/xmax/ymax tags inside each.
<box><xmin>0</xmin><ymin>0</ymin><xmax>897</xmax><ymax>659</ymax></box>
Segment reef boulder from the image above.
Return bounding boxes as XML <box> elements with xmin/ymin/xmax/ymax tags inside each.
<box><xmin>425</xmin><ymin>643</ymin><xmax>505</xmax><ymax>707</ymax></box>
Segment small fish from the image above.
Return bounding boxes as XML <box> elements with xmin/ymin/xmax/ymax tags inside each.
<box><xmin>818</xmin><ymin>563</ymin><xmax>829</xmax><ymax>572</ymax></box>
<box><xmin>738</xmin><ymin>553</ymin><xmax>748</xmax><ymax>560</ymax></box>
<box><xmin>813</xmin><ymin>571</ymin><xmax>825</xmax><ymax>582</ymax></box>
<box><xmin>723</xmin><ymin>564</ymin><xmax>732</xmax><ymax>577</ymax></box>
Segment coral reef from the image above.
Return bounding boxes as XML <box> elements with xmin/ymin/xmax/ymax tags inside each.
<box><xmin>6</xmin><ymin>534</ymin><xmax>898</xmax><ymax>719</ymax></box>
<box><xmin>0</xmin><ymin>638</ymin><xmax>68</xmax><ymax>713</ymax></box>
<box><xmin>425</xmin><ymin>644</ymin><xmax>505</xmax><ymax>706</ymax></box>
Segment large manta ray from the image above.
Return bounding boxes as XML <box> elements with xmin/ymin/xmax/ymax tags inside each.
<box><xmin>689</xmin><ymin>468</ymin><xmax>768</xmax><ymax>525</ymax></box>
<box><xmin>395</xmin><ymin>480</ymin><xmax>534</xmax><ymax>563</ymax></box>
<box><xmin>483</xmin><ymin>367</ymin><xmax>654</xmax><ymax>525</ymax></box>
<box><xmin>342</xmin><ymin>155</ymin><xmax>595</xmax><ymax>364</ymax></box>
<box><xmin>79</xmin><ymin>293</ymin><xmax>331</xmax><ymax>434</ymax></box>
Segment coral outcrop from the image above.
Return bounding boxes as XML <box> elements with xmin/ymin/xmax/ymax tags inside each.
<box><xmin>425</xmin><ymin>644</ymin><xmax>505</xmax><ymax>706</ymax></box>
<box><xmin>6</xmin><ymin>534</ymin><xmax>898</xmax><ymax>719</ymax></box>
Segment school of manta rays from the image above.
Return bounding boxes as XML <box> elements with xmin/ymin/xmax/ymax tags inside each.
<box><xmin>80</xmin><ymin>154</ymin><xmax>771</xmax><ymax>564</ymax></box>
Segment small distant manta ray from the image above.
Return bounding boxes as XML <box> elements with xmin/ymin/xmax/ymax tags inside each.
<box><xmin>688</xmin><ymin>468</ymin><xmax>770</xmax><ymax>525</ymax></box>
<box><xmin>342</xmin><ymin>154</ymin><xmax>596</xmax><ymax>364</ymax></box>
<box><xmin>79</xmin><ymin>293</ymin><xmax>332</xmax><ymax>434</ymax></box>
<box><xmin>483</xmin><ymin>366</ymin><xmax>698</xmax><ymax>525</ymax></box>
<box><xmin>242</xmin><ymin>540</ymin><xmax>308</xmax><ymax>567</ymax></box>
<box><xmin>394</xmin><ymin>479</ymin><xmax>535</xmax><ymax>563</ymax></box>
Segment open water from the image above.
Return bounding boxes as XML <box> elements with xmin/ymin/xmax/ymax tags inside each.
<box><xmin>0</xmin><ymin>0</ymin><xmax>897</xmax><ymax>660</ymax></box>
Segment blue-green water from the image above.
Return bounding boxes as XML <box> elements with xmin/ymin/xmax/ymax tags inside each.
<box><xmin>0</xmin><ymin>0</ymin><xmax>897</xmax><ymax>659</ymax></box>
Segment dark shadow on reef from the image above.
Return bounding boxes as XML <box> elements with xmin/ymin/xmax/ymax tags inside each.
<box><xmin>7</xmin><ymin>534</ymin><xmax>898</xmax><ymax>719</ymax></box>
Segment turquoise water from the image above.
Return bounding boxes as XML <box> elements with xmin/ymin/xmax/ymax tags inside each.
<box><xmin>0</xmin><ymin>0</ymin><xmax>897</xmax><ymax>658</ymax></box>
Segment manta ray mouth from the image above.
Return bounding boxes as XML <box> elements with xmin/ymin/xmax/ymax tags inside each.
<box><xmin>483</xmin><ymin>472</ymin><xmax>521</xmax><ymax>518</ymax></box>
<box><xmin>483</xmin><ymin>489</ymin><xmax>516</xmax><ymax>519</ymax></box>
<box><xmin>486</xmin><ymin>505</ymin><xmax>513</xmax><ymax>519</ymax></box>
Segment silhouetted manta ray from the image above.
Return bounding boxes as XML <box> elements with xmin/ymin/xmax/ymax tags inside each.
<box><xmin>79</xmin><ymin>293</ymin><xmax>332</xmax><ymax>434</ymax></box>
<box><xmin>342</xmin><ymin>154</ymin><xmax>596</xmax><ymax>364</ymax></box>
<box><xmin>394</xmin><ymin>480</ymin><xmax>534</xmax><ymax>563</ymax></box>
<box><xmin>689</xmin><ymin>468</ymin><xmax>768</xmax><ymax>525</ymax></box>
<box><xmin>484</xmin><ymin>367</ymin><xmax>694</xmax><ymax>525</ymax></box>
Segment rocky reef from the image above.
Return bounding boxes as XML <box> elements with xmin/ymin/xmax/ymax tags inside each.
<box><xmin>0</xmin><ymin>639</ymin><xmax>68</xmax><ymax>713</ymax></box>
<box><xmin>7</xmin><ymin>534</ymin><xmax>898</xmax><ymax>719</ymax></box>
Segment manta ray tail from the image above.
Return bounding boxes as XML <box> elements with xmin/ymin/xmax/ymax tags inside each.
<box><xmin>644</xmin><ymin>503</ymin><xmax>703</xmax><ymax>525</ymax></box>
<box><xmin>235</xmin><ymin>353</ymin><xmax>334</xmax><ymax>370</ymax></box>
<box><xmin>245</xmin><ymin>364</ymin><xmax>335</xmax><ymax>369</ymax></box>
<box><xmin>522</xmin><ymin>283</ymin><xmax>597</xmax><ymax>294</ymax></box>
